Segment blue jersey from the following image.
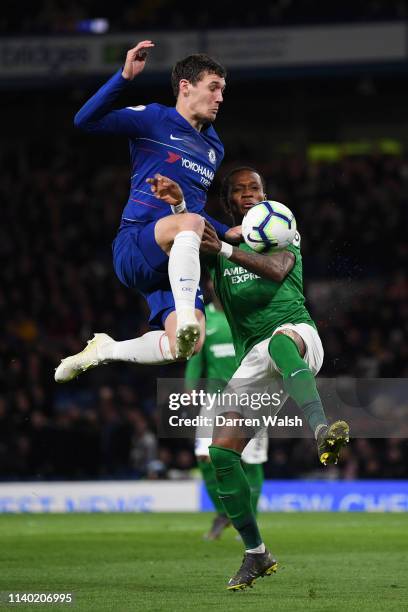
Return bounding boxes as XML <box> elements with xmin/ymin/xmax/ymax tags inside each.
<box><xmin>74</xmin><ymin>70</ymin><xmax>229</xmax><ymax>238</ymax></box>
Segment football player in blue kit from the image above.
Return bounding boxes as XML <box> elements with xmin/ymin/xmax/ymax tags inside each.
<box><xmin>55</xmin><ymin>40</ymin><xmax>240</xmax><ymax>382</ymax></box>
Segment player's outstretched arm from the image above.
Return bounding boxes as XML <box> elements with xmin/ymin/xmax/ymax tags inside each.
<box><xmin>74</xmin><ymin>40</ymin><xmax>155</xmax><ymax>134</ymax></box>
<box><xmin>122</xmin><ymin>40</ymin><xmax>155</xmax><ymax>80</ymax></box>
<box><xmin>201</xmin><ymin>221</ymin><xmax>295</xmax><ymax>282</ymax></box>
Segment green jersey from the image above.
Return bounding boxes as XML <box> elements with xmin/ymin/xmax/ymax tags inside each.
<box><xmin>185</xmin><ymin>302</ymin><xmax>237</xmax><ymax>389</ymax></box>
<box><xmin>209</xmin><ymin>235</ymin><xmax>315</xmax><ymax>364</ymax></box>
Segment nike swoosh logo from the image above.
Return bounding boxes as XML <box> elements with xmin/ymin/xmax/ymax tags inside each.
<box><xmin>290</xmin><ymin>368</ymin><xmax>309</xmax><ymax>377</ymax></box>
<box><xmin>170</xmin><ymin>134</ymin><xmax>183</xmax><ymax>141</ymax></box>
<box><xmin>180</xmin><ymin>277</ymin><xmax>193</xmax><ymax>282</ymax></box>
<box><xmin>206</xmin><ymin>329</ymin><xmax>216</xmax><ymax>336</ymax></box>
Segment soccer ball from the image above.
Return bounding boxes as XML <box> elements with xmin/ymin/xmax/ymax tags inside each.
<box><xmin>241</xmin><ymin>200</ymin><xmax>296</xmax><ymax>252</ymax></box>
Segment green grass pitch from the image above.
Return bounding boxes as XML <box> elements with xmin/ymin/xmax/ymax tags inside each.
<box><xmin>0</xmin><ymin>512</ymin><xmax>406</xmax><ymax>611</ymax></box>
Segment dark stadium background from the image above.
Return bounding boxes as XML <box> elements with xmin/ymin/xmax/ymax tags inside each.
<box><xmin>1</xmin><ymin>0</ymin><xmax>408</xmax><ymax>482</ymax></box>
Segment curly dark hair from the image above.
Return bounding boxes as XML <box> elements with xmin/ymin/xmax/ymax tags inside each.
<box><xmin>220</xmin><ymin>166</ymin><xmax>266</xmax><ymax>211</ymax></box>
<box><xmin>171</xmin><ymin>54</ymin><xmax>226</xmax><ymax>97</ymax></box>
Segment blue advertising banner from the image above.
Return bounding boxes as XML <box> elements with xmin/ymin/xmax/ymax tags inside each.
<box><xmin>0</xmin><ymin>481</ymin><xmax>199</xmax><ymax>513</ymax></box>
<box><xmin>200</xmin><ymin>480</ymin><xmax>408</xmax><ymax>512</ymax></box>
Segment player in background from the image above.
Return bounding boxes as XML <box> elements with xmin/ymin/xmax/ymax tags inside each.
<box><xmin>55</xmin><ymin>40</ymin><xmax>240</xmax><ymax>383</ymax></box>
<box><xmin>150</xmin><ymin>168</ymin><xmax>349</xmax><ymax>590</ymax></box>
<box><xmin>185</xmin><ymin>280</ymin><xmax>267</xmax><ymax>540</ymax></box>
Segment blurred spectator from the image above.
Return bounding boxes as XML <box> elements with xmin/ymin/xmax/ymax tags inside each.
<box><xmin>2</xmin><ymin>1</ymin><xmax>408</xmax><ymax>34</ymax></box>
<box><xmin>128</xmin><ymin>409</ymin><xmax>158</xmax><ymax>477</ymax></box>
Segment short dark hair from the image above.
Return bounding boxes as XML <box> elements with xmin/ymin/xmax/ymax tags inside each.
<box><xmin>220</xmin><ymin>166</ymin><xmax>266</xmax><ymax>210</ymax></box>
<box><xmin>171</xmin><ymin>54</ymin><xmax>226</xmax><ymax>97</ymax></box>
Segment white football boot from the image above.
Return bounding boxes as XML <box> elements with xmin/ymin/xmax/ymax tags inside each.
<box><xmin>55</xmin><ymin>333</ymin><xmax>114</xmax><ymax>383</ymax></box>
<box><xmin>175</xmin><ymin>310</ymin><xmax>200</xmax><ymax>359</ymax></box>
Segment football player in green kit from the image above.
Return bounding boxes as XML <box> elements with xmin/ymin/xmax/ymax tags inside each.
<box><xmin>185</xmin><ymin>281</ymin><xmax>267</xmax><ymax>541</ymax></box>
<box><xmin>149</xmin><ymin>167</ymin><xmax>349</xmax><ymax>591</ymax></box>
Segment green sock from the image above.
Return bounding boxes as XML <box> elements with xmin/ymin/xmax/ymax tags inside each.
<box><xmin>209</xmin><ymin>445</ymin><xmax>262</xmax><ymax>549</ymax></box>
<box><xmin>268</xmin><ymin>333</ymin><xmax>327</xmax><ymax>435</ymax></box>
<box><xmin>197</xmin><ymin>459</ymin><xmax>226</xmax><ymax>515</ymax></box>
<box><xmin>242</xmin><ymin>462</ymin><xmax>264</xmax><ymax>515</ymax></box>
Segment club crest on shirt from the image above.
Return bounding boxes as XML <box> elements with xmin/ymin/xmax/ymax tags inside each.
<box><xmin>208</xmin><ymin>148</ymin><xmax>216</xmax><ymax>165</ymax></box>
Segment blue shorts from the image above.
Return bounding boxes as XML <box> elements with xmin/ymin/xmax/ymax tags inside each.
<box><xmin>112</xmin><ymin>220</ymin><xmax>204</xmax><ymax>329</ymax></box>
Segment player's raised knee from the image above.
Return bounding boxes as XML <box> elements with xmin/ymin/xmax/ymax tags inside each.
<box><xmin>155</xmin><ymin>213</ymin><xmax>204</xmax><ymax>253</ymax></box>
<box><xmin>176</xmin><ymin>212</ymin><xmax>205</xmax><ymax>234</ymax></box>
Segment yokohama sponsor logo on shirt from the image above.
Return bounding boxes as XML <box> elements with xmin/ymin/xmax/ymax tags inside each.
<box><xmin>181</xmin><ymin>158</ymin><xmax>214</xmax><ymax>180</ymax></box>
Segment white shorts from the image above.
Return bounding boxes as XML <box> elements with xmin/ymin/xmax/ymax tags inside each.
<box><xmin>216</xmin><ymin>322</ymin><xmax>324</xmax><ymax>427</ymax></box>
<box><xmin>235</xmin><ymin>322</ymin><xmax>324</xmax><ymax>380</ymax></box>
<box><xmin>195</xmin><ymin>434</ymin><xmax>268</xmax><ymax>464</ymax></box>
<box><xmin>196</xmin><ymin>323</ymin><xmax>323</xmax><ymax>455</ymax></box>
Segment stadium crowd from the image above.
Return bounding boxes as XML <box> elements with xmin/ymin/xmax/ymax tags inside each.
<box><xmin>1</xmin><ymin>131</ymin><xmax>407</xmax><ymax>480</ymax></box>
<box><xmin>2</xmin><ymin>0</ymin><xmax>408</xmax><ymax>34</ymax></box>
